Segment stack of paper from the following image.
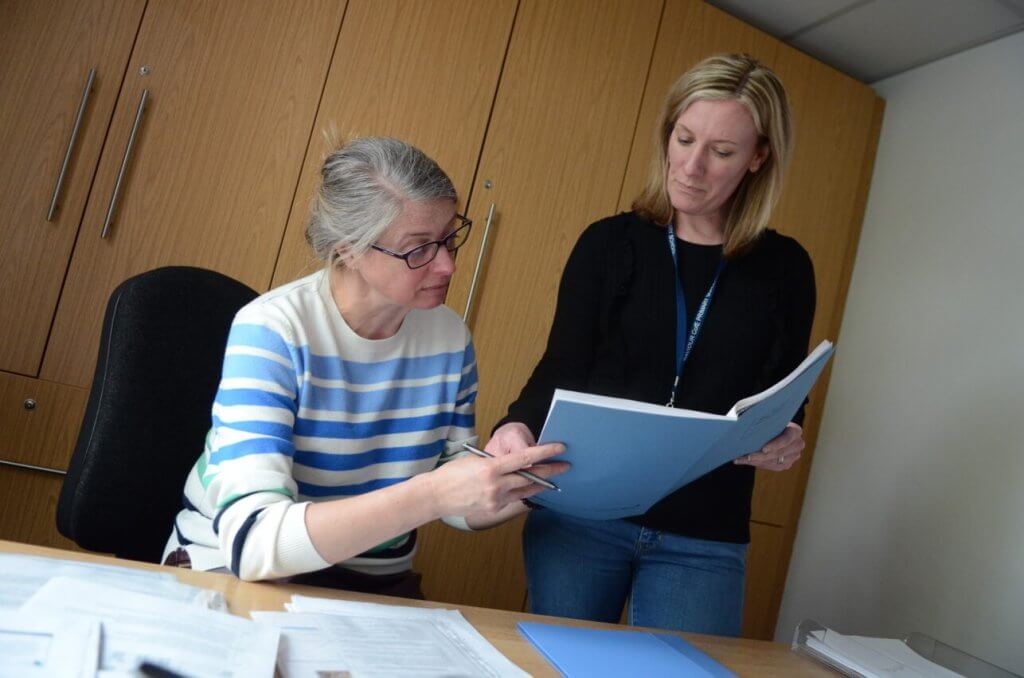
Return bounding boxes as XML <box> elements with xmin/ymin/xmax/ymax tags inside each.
<box><xmin>0</xmin><ymin>612</ymin><xmax>99</xmax><ymax>678</ymax></box>
<box><xmin>21</xmin><ymin>576</ymin><xmax>280</xmax><ymax>677</ymax></box>
<box><xmin>260</xmin><ymin>595</ymin><xmax>530</xmax><ymax>677</ymax></box>
<box><xmin>0</xmin><ymin>553</ymin><xmax>224</xmax><ymax>611</ymax></box>
<box><xmin>803</xmin><ymin>628</ymin><xmax>965</xmax><ymax>677</ymax></box>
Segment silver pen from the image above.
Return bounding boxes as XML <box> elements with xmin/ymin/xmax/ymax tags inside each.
<box><xmin>461</xmin><ymin>442</ymin><xmax>561</xmax><ymax>492</ymax></box>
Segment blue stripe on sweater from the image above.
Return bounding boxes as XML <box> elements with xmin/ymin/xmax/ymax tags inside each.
<box><xmin>297</xmin><ymin>476</ymin><xmax>407</xmax><ymax>497</ymax></box>
<box><xmin>228</xmin><ymin>324</ymin><xmax>293</xmax><ymax>360</ymax></box>
<box><xmin>212</xmin><ymin>416</ymin><xmax>293</xmax><ymax>439</ymax></box>
<box><xmin>221</xmin><ymin>353</ymin><xmax>296</xmax><ymax>389</ymax></box>
<box><xmin>293</xmin><ymin>412</ymin><xmax>450</xmax><ymax>439</ymax></box>
<box><xmin>293</xmin><ymin>440</ymin><xmax>444</xmax><ymax>471</ymax></box>
<box><xmin>216</xmin><ymin>388</ymin><xmax>296</xmax><ymax>411</ymax></box>
<box><xmin>300</xmin><ymin>381</ymin><xmax>460</xmax><ymax>414</ymax></box>
<box><xmin>230</xmin><ymin>508</ymin><xmax>265</xmax><ymax>577</ymax></box>
<box><xmin>210</xmin><ymin>437</ymin><xmax>294</xmax><ymax>464</ymax></box>
<box><xmin>303</xmin><ymin>350</ymin><xmax>467</xmax><ymax>384</ymax></box>
<box><xmin>450</xmin><ymin>413</ymin><xmax>474</xmax><ymax>429</ymax></box>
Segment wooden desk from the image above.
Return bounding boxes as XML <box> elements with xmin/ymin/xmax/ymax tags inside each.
<box><xmin>2</xmin><ymin>540</ymin><xmax>828</xmax><ymax>677</ymax></box>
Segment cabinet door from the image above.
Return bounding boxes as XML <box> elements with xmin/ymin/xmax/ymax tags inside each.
<box><xmin>0</xmin><ymin>0</ymin><xmax>144</xmax><ymax>376</ymax></box>
<box><xmin>749</xmin><ymin>44</ymin><xmax>882</xmax><ymax>528</ymax></box>
<box><xmin>416</xmin><ymin>0</ymin><xmax>663</xmax><ymax>611</ymax></box>
<box><xmin>40</xmin><ymin>0</ymin><xmax>347</xmax><ymax>388</ymax></box>
<box><xmin>272</xmin><ymin>0</ymin><xmax>518</xmax><ymax>286</ymax></box>
<box><xmin>0</xmin><ymin>465</ymin><xmax>79</xmax><ymax>550</ymax></box>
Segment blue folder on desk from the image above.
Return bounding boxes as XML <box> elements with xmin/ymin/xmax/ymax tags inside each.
<box><xmin>518</xmin><ymin>622</ymin><xmax>737</xmax><ymax>677</ymax></box>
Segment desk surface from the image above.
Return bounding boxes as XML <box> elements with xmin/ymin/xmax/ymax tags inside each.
<box><xmin>2</xmin><ymin>540</ymin><xmax>829</xmax><ymax>677</ymax></box>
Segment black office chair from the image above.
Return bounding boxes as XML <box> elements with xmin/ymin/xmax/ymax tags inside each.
<box><xmin>57</xmin><ymin>266</ymin><xmax>258</xmax><ymax>563</ymax></box>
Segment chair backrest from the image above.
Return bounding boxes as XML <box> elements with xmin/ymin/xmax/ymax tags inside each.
<box><xmin>57</xmin><ymin>266</ymin><xmax>258</xmax><ymax>563</ymax></box>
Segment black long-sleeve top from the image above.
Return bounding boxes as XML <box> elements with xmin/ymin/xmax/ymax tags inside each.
<box><xmin>497</xmin><ymin>211</ymin><xmax>816</xmax><ymax>543</ymax></box>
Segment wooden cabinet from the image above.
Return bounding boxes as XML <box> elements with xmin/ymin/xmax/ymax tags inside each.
<box><xmin>41</xmin><ymin>0</ymin><xmax>346</xmax><ymax>388</ymax></box>
<box><xmin>0</xmin><ymin>0</ymin><xmax>346</xmax><ymax>538</ymax></box>
<box><xmin>0</xmin><ymin>0</ymin><xmax>145</xmax><ymax>376</ymax></box>
<box><xmin>0</xmin><ymin>0</ymin><xmax>882</xmax><ymax>638</ymax></box>
<box><xmin>272</xmin><ymin>0</ymin><xmax>519</xmax><ymax>286</ymax></box>
<box><xmin>416</xmin><ymin>0</ymin><xmax>664</xmax><ymax>612</ymax></box>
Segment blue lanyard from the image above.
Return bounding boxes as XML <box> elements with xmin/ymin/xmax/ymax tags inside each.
<box><xmin>666</xmin><ymin>225</ymin><xmax>726</xmax><ymax>407</ymax></box>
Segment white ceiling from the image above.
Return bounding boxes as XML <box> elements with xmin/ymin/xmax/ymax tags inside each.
<box><xmin>706</xmin><ymin>0</ymin><xmax>1024</xmax><ymax>83</ymax></box>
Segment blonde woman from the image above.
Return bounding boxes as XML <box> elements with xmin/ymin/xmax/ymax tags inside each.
<box><xmin>487</xmin><ymin>54</ymin><xmax>815</xmax><ymax>633</ymax></box>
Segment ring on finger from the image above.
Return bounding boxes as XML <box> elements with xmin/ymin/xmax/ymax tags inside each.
<box><xmin>776</xmin><ymin>455</ymin><xmax>785</xmax><ymax>465</ymax></box>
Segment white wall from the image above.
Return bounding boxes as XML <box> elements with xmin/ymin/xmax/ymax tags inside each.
<box><xmin>776</xmin><ymin>31</ymin><xmax>1024</xmax><ymax>674</ymax></box>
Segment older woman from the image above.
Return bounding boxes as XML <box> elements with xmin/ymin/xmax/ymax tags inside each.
<box><xmin>163</xmin><ymin>137</ymin><xmax>566</xmax><ymax>594</ymax></box>
<box><xmin>487</xmin><ymin>54</ymin><xmax>815</xmax><ymax>634</ymax></box>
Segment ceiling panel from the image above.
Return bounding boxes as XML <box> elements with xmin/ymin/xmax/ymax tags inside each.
<box><xmin>706</xmin><ymin>0</ymin><xmax>1024</xmax><ymax>83</ymax></box>
<box><xmin>707</xmin><ymin>0</ymin><xmax>858</xmax><ymax>37</ymax></box>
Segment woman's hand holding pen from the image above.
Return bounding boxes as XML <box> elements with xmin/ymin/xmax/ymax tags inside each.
<box><xmin>733</xmin><ymin>421</ymin><xmax>805</xmax><ymax>471</ymax></box>
<box><xmin>427</xmin><ymin>437</ymin><xmax>568</xmax><ymax>522</ymax></box>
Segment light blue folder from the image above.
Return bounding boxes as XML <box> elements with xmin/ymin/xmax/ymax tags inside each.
<box><xmin>518</xmin><ymin>622</ymin><xmax>737</xmax><ymax>677</ymax></box>
<box><xmin>533</xmin><ymin>341</ymin><xmax>834</xmax><ymax>519</ymax></box>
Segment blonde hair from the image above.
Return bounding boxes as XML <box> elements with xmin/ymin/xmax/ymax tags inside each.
<box><xmin>632</xmin><ymin>53</ymin><xmax>792</xmax><ymax>257</ymax></box>
<box><xmin>306</xmin><ymin>137</ymin><xmax>456</xmax><ymax>267</ymax></box>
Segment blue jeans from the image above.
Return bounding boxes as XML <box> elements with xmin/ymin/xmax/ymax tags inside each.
<box><xmin>523</xmin><ymin>510</ymin><xmax>747</xmax><ymax>635</ymax></box>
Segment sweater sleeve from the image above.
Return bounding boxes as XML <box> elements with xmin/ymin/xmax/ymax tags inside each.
<box><xmin>202</xmin><ymin>312</ymin><xmax>329</xmax><ymax>580</ymax></box>
<box><xmin>436</xmin><ymin>332</ymin><xmax>480</xmax><ymax>532</ymax></box>
<box><xmin>496</xmin><ymin>220</ymin><xmax>612</xmax><ymax>437</ymax></box>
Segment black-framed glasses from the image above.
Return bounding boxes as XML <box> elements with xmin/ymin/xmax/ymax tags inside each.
<box><xmin>370</xmin><ymin>215</ymin><xmax>473</xmax><ymax>269</ymax></box>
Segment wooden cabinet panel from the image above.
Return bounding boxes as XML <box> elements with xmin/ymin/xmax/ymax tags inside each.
<box><xmin>750</xmin><ymin>50</ymin><xmax>882</xmax><ymax>527</ymax></box>
<box><xmin>272</xmin><ymin>0</ymin><xmax>518</xmax><ymax>286</ymax></box>
<box><xmin>742</xmin><ymin>520</ymin><xmax>785</xmax><ymax>639</ymax></box>
<box><xmin>0</xmin><ymin>465</ymin><xmax>79</xmax><ymax>551</ymax></box>
<box><xmin>0</xmin><ymin>372</ymin><xmax>87</xmax><ymax>469</ymax></box>
<box><xmin>417</xmin><ymin>0</ymin><xmax>664</xmax><ymax>611</ymax></box>
<box><xmin>0</xmin><ymin>0</ymin><xmax>145</xmax><ymax>376</ymax></box>
<box><xmin>41</xmin><ymin>0</ymin><xmax>347</xmax><ymax>388</ymax></box>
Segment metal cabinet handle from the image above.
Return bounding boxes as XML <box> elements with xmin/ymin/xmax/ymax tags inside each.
<box><xmin>0</xmin><ymin>458</ymin><xmax>66</xmax><ymax>476</ymax></box>
<box><xmin>47</xmin><ymin>68</ymin><xmax>96</xmax><ymax>221</ymax></box>
<box><xmin>101</xmin><ymin>89</ymin><xmax>149</xmax><ymax>239</ymax></box>
<box><xmin>462</xmin><ymin>203</ymin><xmax>496</xmax><ymax>323</ymax></box>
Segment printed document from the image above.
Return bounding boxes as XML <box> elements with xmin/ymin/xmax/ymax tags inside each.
<box><xmin>0</xmin><ymin>553</ymin><xmax>224</xmax><ymax>611</ymax></box>
<box><xmin>20</xmin><ymin>576</ymin><xmax>279</xmax><ymax>677</ymax></box>
<box><xmin>272</xmin><ymin>596</ymin><xmax>529</xmax><ymax>677</ymax></box>
<box><xmin>0</xmin><ymin>612</ymin><xmax>99</xmax><ymax>678</ymax></box>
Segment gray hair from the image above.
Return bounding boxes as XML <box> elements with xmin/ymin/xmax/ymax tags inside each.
<box><xmin>306</xmin><ymin>137</ymin><xmax>457</xmax><ymax>265</ymax></box>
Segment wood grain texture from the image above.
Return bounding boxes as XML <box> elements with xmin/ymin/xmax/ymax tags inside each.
<box><xmin>0</xmin><ymin>0</ymin><xmax>145</xmax><ymax>376</ymax></box>
<box><xmin>419</xmin><ymin>0</ymin><xmax>663</xmax><ymax>612</ymax></box>
<box><xmin>742</xmin><ymin>520</ymin><xmax>785</xmax><ymax>640</ymax></box>
<box><xmin>40</xmin><ymin>0</ymin><xmax>347</xmax><ymax>387</ymax></box>
<box><xmin>749</xmin><ymin>43</ymin><xmax>881</xmax><ymax>527</ymax></box>
<box><xmin>0</xmin><ymin>371</ymin><xmax>87</xmax><ymax>469</ymax></box>
<box><xmin>0</xmin><ymin>540</ymin><xmax>834</xmax><ymax>677</ymax></box>
<box><xmin>0</xmin><ymin>468</ymin><xmax>79</xmax><ymax>550</ymax></box>
<box><xmin>271</xmin><ymin>0</ymin><xmax>518</xmax><ymax>286</ymax></box>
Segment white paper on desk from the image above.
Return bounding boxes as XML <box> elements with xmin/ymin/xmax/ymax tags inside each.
<box><xmin>0</xmin><ymin>612</ymin><xmax>100</xmax><ymax>678</ymax></box>
<box><xmin>272</xmin><ymin>597</ymin><xmax>529</xmax><ymax>677</ymax></box>
<box><xmin>807</xmin><ymin>629</ymin><xmax>965</xmax><ymax>678</ymax></box>
<box><xmin>0</xmin><ymin>553</ymin><xmax>225</xmax><ymax>611</ymax></box>
<box><xmin>20</xmin><ymin>576</ymin><xmax>280</xmax><ymax>678</ymax></box>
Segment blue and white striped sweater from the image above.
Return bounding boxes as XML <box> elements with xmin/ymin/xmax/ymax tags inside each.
<box><xmin>165</xmin><ymin>270</ymin><xmax>478</xmax><ymax>580</ymax></box>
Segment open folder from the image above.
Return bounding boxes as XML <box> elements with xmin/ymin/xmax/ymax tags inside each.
<box><xmin>518</xmin><ymin>622</ymin><xmax>737</xmax><ymax>677</ymax></box>
<box><xmin>533</xmin><ymin>340</ymin><xmax>834</xmax><ymax>519</ymax></box>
